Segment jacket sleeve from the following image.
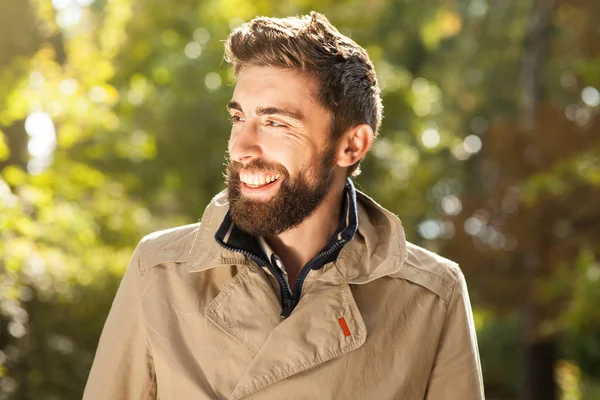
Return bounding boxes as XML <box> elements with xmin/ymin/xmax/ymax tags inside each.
<box><xmin>83</xmin><ymin>240</ymin><xmax>157</xmax><ymax>400</ymax></box>
<box><xmin>425</xmin><ymin>269</ymin><xmax>485</xmax><ymax>400</ymax></box>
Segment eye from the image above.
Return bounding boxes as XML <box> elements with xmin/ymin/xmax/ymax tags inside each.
<box><xmin>265</xmin><ymin>120</ymin><xmax>287</xmax><ymax>129</ymax></box>
<box><xmin>229</xmin><ymin>115</ymin><xmax>244</xmax><ymax>124</ymax></box>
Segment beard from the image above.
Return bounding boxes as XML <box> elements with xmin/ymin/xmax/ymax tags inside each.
<box><xmin>226</xmin><ymin>144</ymin><xmax>336</xmax><ymax>237</ymax></box>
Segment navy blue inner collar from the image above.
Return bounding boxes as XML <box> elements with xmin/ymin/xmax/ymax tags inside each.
<box><xmin>215</xmin><ymin>178</ymin><xmax>359</xmax><ymax>270</ymax></box>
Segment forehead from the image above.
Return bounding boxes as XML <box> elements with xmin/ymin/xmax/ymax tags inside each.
<box><xmin>231</xmin><ymin>66</ymin><xmax>322</xmax><ymax>114</ymax></box>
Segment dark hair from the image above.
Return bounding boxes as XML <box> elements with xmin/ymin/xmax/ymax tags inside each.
<box><xmin>224</xmin><ymin>12</ymin><xmax>382</xmax><ymax>176</ymax></box>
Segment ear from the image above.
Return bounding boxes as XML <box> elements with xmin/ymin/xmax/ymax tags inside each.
<box><xmin>335</xmin><ymin>124</ymin><xmax>374</xmax><ymax>168</ymax></box>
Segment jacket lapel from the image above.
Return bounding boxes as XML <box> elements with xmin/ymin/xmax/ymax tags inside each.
<box><xmin>205</xmin><ymin>263</ymin><xmax>282</xmax><ymax>356</ymax></box>
<box><xmin>215</xmin><ymin>264</ymin><xmax>367</xmax><ymax>400</ymax></box>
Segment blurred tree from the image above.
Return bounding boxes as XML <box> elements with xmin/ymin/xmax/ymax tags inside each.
<box><xmin>0</xmin><ymin>0</ymin><xmax>179</xmax><ymax>398</ymax></box>
<box><xmin>437</xmin><ymin>1</ymin><xmax>600</xmax><ymax>399</ymax></box>
<box><xmin>1</xmin><ymin>0</ymin><xmax>599</xmax><ymax>398</ymax></box>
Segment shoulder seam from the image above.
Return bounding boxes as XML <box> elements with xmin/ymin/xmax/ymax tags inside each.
<box><xmin>136</xmin><ymin>223</ymin><xmax>200</xmax><ymax>275</ymax></box>
<box><xmin>403</xmin><ymin>259</ymin><xmax>455</xmax><ymax>289</ymax></box>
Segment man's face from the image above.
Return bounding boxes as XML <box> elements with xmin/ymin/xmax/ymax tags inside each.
<box><xmin>225</xmin><ymin>66</ymin><xmax>337</xmax><ymax>236</ymax></box>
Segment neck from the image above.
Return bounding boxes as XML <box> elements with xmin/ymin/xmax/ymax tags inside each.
<box><xmin>265</xmin><ymin>175</ymin><xmax>346</xmax><ymax>283</ymax></box>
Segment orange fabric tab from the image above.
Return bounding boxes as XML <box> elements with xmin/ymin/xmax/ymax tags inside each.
<box><xmin>338</xmin><ymin>317</ymin><xmax>351</xmax><ymax>337</ymax></box>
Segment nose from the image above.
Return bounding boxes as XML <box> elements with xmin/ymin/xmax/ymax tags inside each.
<box><xmin>228</xmin><ymin>122</ymin><xmax>262</xmax><ymax>164</ymax></box>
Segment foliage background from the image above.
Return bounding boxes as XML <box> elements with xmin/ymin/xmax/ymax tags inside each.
<box><xmin>0</xmin><ymin>0</ymin><xmax>599</xmax><ymax>399</ymax></box>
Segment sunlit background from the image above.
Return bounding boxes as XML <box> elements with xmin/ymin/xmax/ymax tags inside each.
<box><xmin>1</xmin><ymin>0</ymin><xmax>599</xmax><ymax>399</ymax></box>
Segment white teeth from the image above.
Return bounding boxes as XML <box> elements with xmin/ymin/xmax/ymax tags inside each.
<box><xmin>240</xmin><ymin>173</ymin><xmax>280</xmax><ymax>185</ymax></box>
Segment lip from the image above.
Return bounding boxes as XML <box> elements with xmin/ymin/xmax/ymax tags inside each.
<box><xmin>240</xmin><ymin>178</ymin><xmax>282</xmax><ymax>198</ymax></box>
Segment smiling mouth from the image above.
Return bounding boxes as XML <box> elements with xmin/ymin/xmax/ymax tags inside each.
<box><xmin>239</xmin><ymin>173</ymin><xmax>281</xmax><ymax>189</ymax></box>
<box><xmin>245</xmin><ymin>181</ymin><xmax>276</xmax><ymax>189</ymax></box>
<box><xmin>243</xmin><ymin>180</ymin><xmax>279</xmax><ymax>192</ymax></box>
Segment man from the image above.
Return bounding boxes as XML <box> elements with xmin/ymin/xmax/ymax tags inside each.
<box><xmin>84</xmin><ymin>12</ymin><xmax>484</xmax><ymax>400</ymax></box>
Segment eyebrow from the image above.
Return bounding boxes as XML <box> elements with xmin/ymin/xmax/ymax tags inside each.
<box><xmin>227</xmin><ymin>101</ymin><xmax>304</xmax><ymax>122</ymax></box>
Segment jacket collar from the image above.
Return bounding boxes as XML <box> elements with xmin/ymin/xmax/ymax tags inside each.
<box><xmin>186</xmin><ymin>181</ymin><xmax>408</xmax><ymax>284</ymax></box>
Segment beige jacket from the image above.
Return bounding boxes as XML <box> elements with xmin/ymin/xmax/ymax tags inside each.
<box><xmin>83</xmin><ymin>190</ymin><xmax>484</xmax><ymax>400</ymax></box>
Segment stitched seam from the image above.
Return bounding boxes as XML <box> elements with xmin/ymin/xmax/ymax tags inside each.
<box><xmin>336</xmin><ymin>230</ymin><xmax>405</xmax><ymax>280</ymax></box>
<box><xmin>138</xmin><ymin>239</ymin><xmax>151</xmax><ymax>276</ymax></box>
<box><xmin>333</xmin><ymin>259</ymin><xmax>346</xmax><ymax>280</ymax></box>
<box><xmin>423</xmin><ymin>286</ymin><xmax>452</xmax><ymax>397</ymax></box>
<box><xmin>342</xmin><ymin>284</ymin><xmax>367</xmax><ymax>340</ymax></box>
<box><xmin>237</xmin><ymin>284</ymin><xmax>365</xmax><ymax>397</ymax></box>
<box><xmin>238</xmin><ymin>339</ymin><xmax>362</xmax><ymax>397</ymax></box>
<box><xmin>204</xmin><ymin>264</ymin><xmax>249</xmax><ymax>315</ymax></box>
<box><xmin>156</xmin><ymin>247</ymin><xmax>186</xmax><ymax>253</ymax></box>
<box><xmin>403</xmin><ymin>262</ymin><xmax>453</xmax><ymax>288</ymax></box>
<box><xmin>142</xmin><ymin>247</ymin><xmax>189</xmax><ymax>274</ymax></box>
<box><xmin>345</xmin><ymin>255</ymin><xmax>403</xmax><ymax>284</ymax></box>
<box><xmin>221</xmin><ymin>257</ymin><xmax>250</xmax><ymax>265</ymax></box>
<box><xmin>138</xmin><ymin>246</ymin><xmax>158</xmax><ymax>400</ymax></box>
<box><xmin>186</xmin><ymin>220</ymin><xmax>204</xmax><ymax>266</ymax></box>
<box><xmin>188</xmin><ymin>260</ymin><xmax>252</xmax><ymax>274</ymax></box>
<box><xmin>204</xmin><ymin>266</ymin><xmax>258</xmax><ymax>355</ymax></box>
<box><xmin>293</xmin><ymin>266</ymin><xmax>330</xmax><ymax>308</ymax></box>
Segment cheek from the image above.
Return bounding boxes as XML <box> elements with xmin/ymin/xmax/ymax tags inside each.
<box><xmin>262</xmin><ymin>138</ymin><xmax>303</xmax><ymax>168</ymax></box>
<box><xmin>227</xmin><ymin>130</ymin><xmax>239</xmax><ymax>154</ymax></box>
